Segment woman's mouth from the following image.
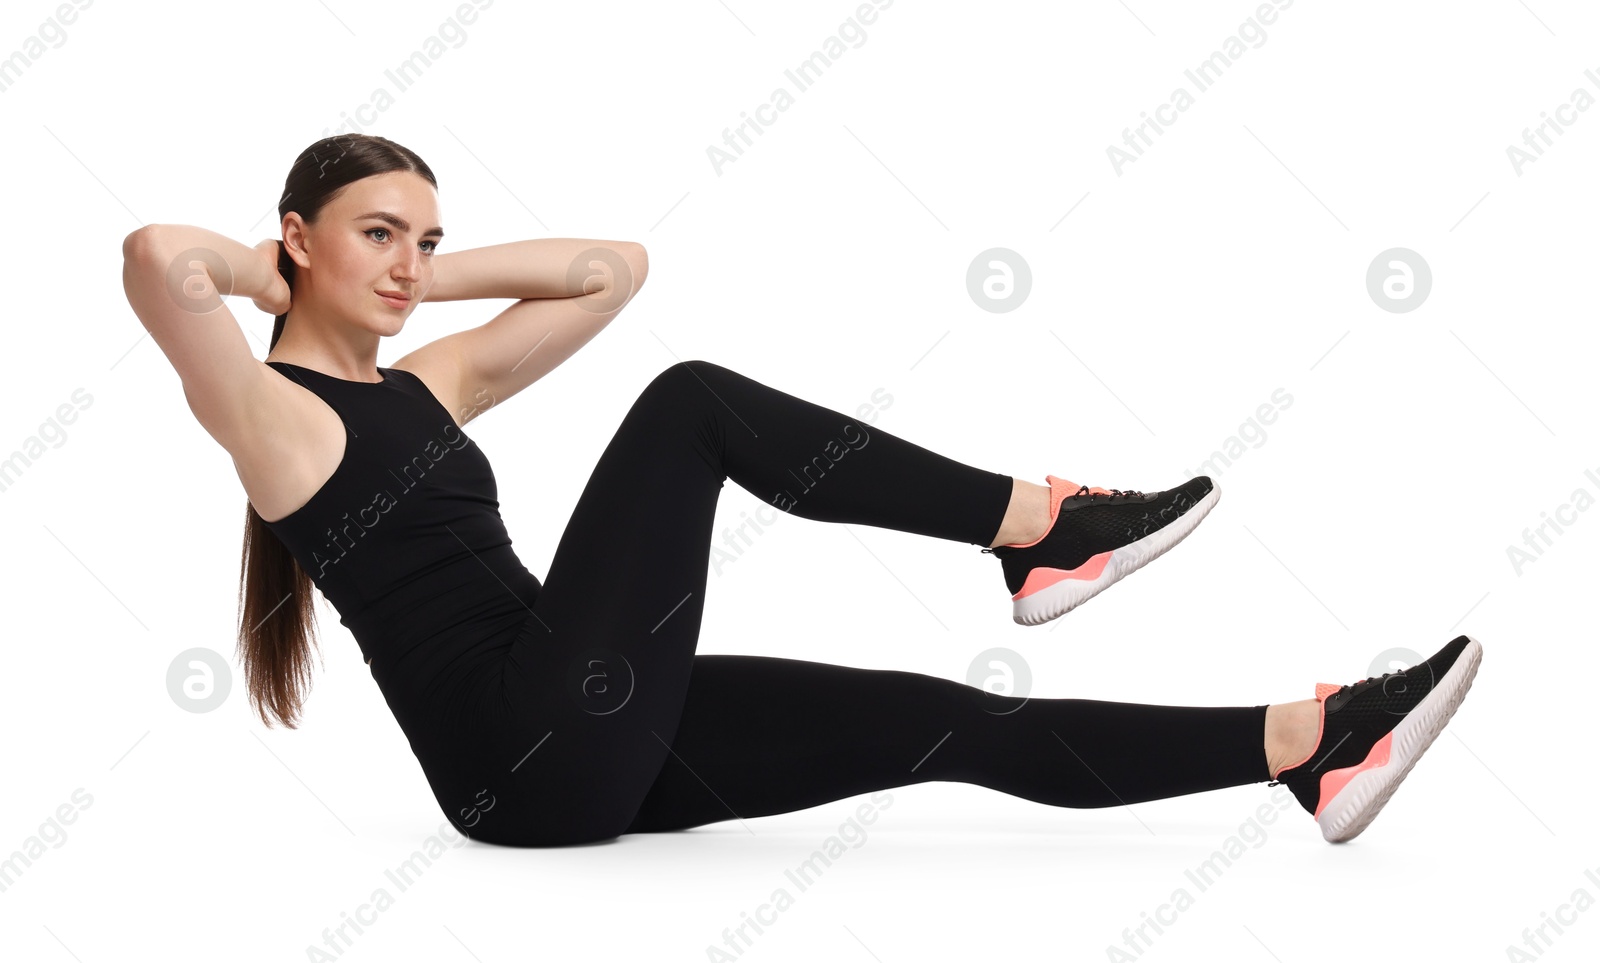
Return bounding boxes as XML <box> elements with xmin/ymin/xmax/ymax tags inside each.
<box><xmin>376</xmin><ymin>291</ymin><xmax>410</xmax><ymax>309</ymax></box>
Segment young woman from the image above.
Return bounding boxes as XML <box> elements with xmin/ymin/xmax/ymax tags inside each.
<box><xmin>120</xmin><ymin>134</ymin><xmax>1481</xmax><ymax>847</ymax></box>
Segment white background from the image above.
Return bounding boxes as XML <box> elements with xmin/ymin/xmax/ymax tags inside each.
<box><xmin>2</xmin><ymin>0</ymin><xmax>1596</xmax><ymax>960</ymax></box>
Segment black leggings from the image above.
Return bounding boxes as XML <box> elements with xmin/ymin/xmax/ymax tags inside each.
<box><xmin>426</xmin><ymin>361</ymin><xmax>1270</xmax><ymax>845</ymax></box>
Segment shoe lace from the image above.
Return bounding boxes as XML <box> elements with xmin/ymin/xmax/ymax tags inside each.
<box><xmin>1072</xmin><ymin>485</ymin><xmax>1146</xmax><ymax>500</ymax></box>
<box><xmin>1336</xmin><ymin>667</ymin><xmax>1409</xmax><ymax>700</ymax></box>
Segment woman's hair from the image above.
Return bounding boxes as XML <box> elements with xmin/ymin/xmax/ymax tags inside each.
<box><xmin>240</xmin><ymin>133</ymin><xmax>437</xmax><ymax>728</ymax></box>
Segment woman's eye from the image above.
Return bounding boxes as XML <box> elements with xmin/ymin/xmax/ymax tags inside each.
<box><xmin>366</xmin><ymin>229</ymin><xmax>436</xmax><ymax>255</ymax></box>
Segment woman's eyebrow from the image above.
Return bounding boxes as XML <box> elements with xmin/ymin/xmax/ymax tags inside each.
<box><xmin>355</xmin><ymin>211</ymin><xmax>445</xmax><ymax>239</ymax></box>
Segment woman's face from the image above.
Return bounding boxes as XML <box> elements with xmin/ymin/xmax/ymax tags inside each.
<box><xmin>283</xmin><ymin>170</ymin><xmax>443</xmax><ymax>334</ymax></box>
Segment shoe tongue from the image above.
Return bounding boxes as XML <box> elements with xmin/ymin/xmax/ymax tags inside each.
<box><xmin>1314</xmin><ymin>682</ymin><xmax>1341</xmax><ymax>702</ymax></box>
<box><xmin>1047</xmin><ymin>475</ymin><xmax>1114</xmax><ymax>498</ymax></box>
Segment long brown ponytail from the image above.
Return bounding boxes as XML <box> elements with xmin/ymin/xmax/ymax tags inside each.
<box><xmin>240</xmin><ymin>133</ymin><xmax>438</xmax><ymax>728</ymax></box>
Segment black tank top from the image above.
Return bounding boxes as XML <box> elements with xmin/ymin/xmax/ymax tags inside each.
<box><xmin>260</xmin><ymin>361</ymin><xmax>540</xmax><ymax>667</ymax></box>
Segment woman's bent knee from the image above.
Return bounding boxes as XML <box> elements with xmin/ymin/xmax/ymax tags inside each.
<box><xmin>649</xmin><ymin>359</ymin><xmax>724</xmax><ymax>394</ymax></box>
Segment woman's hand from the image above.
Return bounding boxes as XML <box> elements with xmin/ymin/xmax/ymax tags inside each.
<box><xmin>251</xmin><ymin>239</ymin><xmax>291</xmax><ymax>316</ymax></box>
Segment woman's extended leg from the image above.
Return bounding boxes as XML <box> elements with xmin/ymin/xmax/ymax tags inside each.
<box><xmin>624</xmin><ymin>634</ymin><xmax>1481</xmax><ymax>844</ymax></box>
<box><xmin>625</xmin><ymin>654</ymin><xmax>1270</xmax><ymax>834</ymax></box>
<box><xmin>487</xmin><ymin>360</ymin><xmax>1261</xmax><ymax>845</ymax></box>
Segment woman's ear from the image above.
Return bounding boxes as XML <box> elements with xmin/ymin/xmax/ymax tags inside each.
<box><xmin>281</xmin><ymin>213</ymin><xmax>313</xmax><ymax>271</ymax></box>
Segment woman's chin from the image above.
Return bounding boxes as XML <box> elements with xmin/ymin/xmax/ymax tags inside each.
<box><xmin>366</xmin><ymin>311</ymin><xmax>409</xmax><ymax>335</ymax></box>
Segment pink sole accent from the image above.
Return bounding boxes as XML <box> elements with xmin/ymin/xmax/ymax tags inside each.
<box><xmin>1313</xmin><ymin>730</ymin><xmax>1394</xmax><ymax>819</ymax></box>
<box><xmin>1012</xmin><ymin>550</ymin><xmax>1113</xmax><ymax>600</ymax></box>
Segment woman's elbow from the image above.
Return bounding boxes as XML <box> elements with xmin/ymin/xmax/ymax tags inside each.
<box><xmin>622</xmin><ymin>241</ymin><xmax>648</xmax><ymax>295</ymax></box>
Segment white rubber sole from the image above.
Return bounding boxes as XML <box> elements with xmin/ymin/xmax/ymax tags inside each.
<box><xmin>1011</xmin><ymin>483</ymin><xmax>1221</xmax><ymax>626</ymax></box>
<box><xmin>1315</xmin><ymin>635</ymin><xmax>1484</xmax><ymax>843</ymax></box>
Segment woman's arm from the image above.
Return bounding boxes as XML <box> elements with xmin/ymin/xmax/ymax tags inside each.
<box><xmin>422</xmin><ymin>237</ymin><xmax>647</xmax><ymax>303</ymax></box>
<box><xmin>121</xmin><ymin>225</ymin><xmax>289</xmax><ymax>451</ymax></box>
<box><xmin>397</xmin><ymin>238</ymin><xmax>648</xmax><ymax>416</ymax></box>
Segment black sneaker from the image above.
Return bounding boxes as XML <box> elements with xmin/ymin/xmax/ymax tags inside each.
<box><xmin>1271</xmin><ymin>635</ymin><xmax>1484</xmax><ymax>843</ymax></box>
<box><xmin>982</xmin><ymin>475</ymin><xmax>1218</xmax><ymax>625</ymax></box>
